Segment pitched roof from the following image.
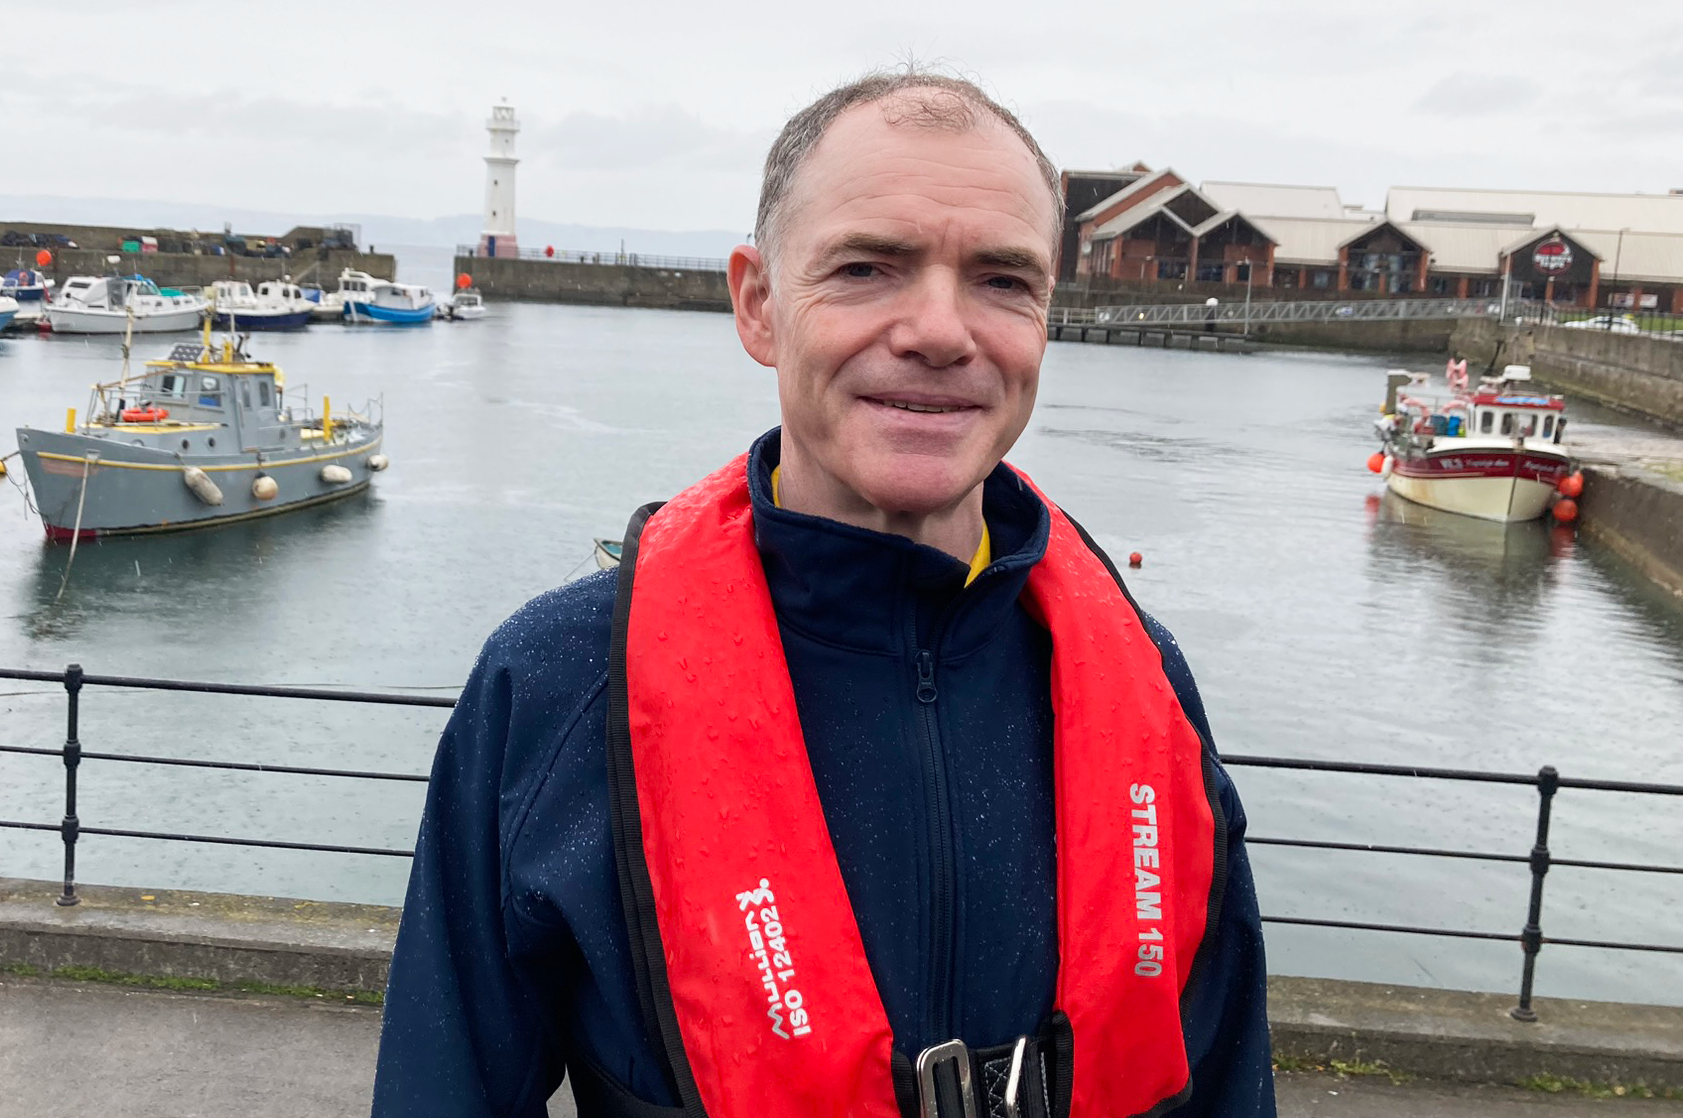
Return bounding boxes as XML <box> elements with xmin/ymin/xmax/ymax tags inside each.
<box><xmin>1246</xmin><ymin>216</ymin><xmax>1373</xmax><ymax>265</ymax></box>
<box><xmin>1075</xmin><ymin>168</ymin><xmax>1185</xmax><ymax>222</ymax></box>
<box><xmin>1386</xmin><ymin>186</ymin><xmax>1683</xmax><ymax>235</ymax></box>
<box><xmin>1201</xmin><ymin>181</ymin><xmax>1349</xmax><ymax>220</ymax></box>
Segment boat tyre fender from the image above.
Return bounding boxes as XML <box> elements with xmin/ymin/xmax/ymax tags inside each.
<box><xmin>320</xmin><ymin>464</ymin><xmax>353</xmax><ymax>484</ymax></box>
<box><xmin>182</xmin><ymin>466</ymin><xmax>224</xmax><ymax>506</ymax></box>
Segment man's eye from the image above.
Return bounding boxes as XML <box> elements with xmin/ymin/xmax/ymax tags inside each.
<box><xmin>841</xmin><ymin>262</ymin><xmax>879</xmax><ymax>278</ymax></box>
<box><xmin>986</xmin><ymin>275</ymin><xmax>1026</xmax><ymax>291</ymax></box>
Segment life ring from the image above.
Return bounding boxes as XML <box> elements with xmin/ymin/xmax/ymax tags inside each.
<box><xmin>121</xmin><ymin>406</ymin><xmax>169</xmax><ymax>423</ymax></box>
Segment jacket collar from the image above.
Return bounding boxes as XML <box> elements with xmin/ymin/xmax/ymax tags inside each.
<box><xmin>747</xmin><ymin>429</ymin><xmax>1050</xmax><ymax>656</ymax></box>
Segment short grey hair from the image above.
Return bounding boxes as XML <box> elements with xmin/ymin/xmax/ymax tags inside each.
<box><xmin>753</xmin><ymin>67</ymin><xmax>1064</xmax><ymax>270</ymax></box>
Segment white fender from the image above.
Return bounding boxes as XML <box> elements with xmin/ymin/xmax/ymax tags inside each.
<box><xmin>320</xmin><ymin>464</ymin><xmax>353</xmax><ymax>484</ymax></box>
<box><xmin>1380</xmin><ymin>455</ymin><xmax>1395</xmax><ymax>480</ymax></box>
<box><xmin>366</xmin><ymin>454</ymin><xmax>389</xmax><ymax>472</ymax></box>
<box><xmin>182</xmin><ymin>466</ymin><xmax>224</xmax><ymax>506</ymax></box>
<box><xmin>252</xmin><ymin>475</ymin><xmax>278</xmax><ymax>500</ymax></box>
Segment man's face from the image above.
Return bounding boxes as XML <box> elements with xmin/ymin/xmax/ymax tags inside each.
<box><xmin>746</xmin><ymin>98</ymin><xmax>1055</xmax><ymax>521</ymax></box>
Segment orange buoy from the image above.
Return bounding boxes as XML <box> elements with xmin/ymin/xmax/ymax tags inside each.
<box><xmin>1557</xmin><ymin>471</ymin><xmax>1584</xmax><ymax>498</ymax></box>
<box><xmin>1128</xmin><ymin>551</ymin><xmax>1143</xmax><ymax>568</ymax></box>
<box><xmin>1551</xmin><ymin>498</ymin><xmax>1579</xmax><ymax>524</ymax></box>
<box><xmin>1366</xmin><ymin>451</ymin><xmax>1385</xmax><ymax>474</ymax></box>
<box><xmin>456</xmin><ymin>273</ymin><xmax>472</xmax><ymax>289</ymax></box>
<box><xmin>34</xmin><ymin>249</ymin><xmax>51</xmax><ymax>267</ymax></box>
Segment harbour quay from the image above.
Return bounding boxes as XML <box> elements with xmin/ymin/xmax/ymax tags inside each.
<box><xmin>2</xmin><ymin>219</ymin><xmax>396</xmax><ymax>294</ymax></box>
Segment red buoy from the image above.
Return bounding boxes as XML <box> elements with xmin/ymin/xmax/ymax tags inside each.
<box><xmin>544</xmin><ymin>245</ymin><xmax>556</xmax><ymax>258</ymax></box>
<box><xmin>456</xmin><ymin>273</ymin><xmax>472</xmax><ymax>289</ymax></box>
<box><xmin>1551</xmin><ymin>498</ymin><xmax>1579</xmax><ymax>524</ymax></box>
<box><xmin>1366</xmin><ymin>452</ymin><xmax>1385</xmax><ymax>474</ymax></box>
<box><xmin>1557</xmin><ymin>471</ymin><xmax>1584</xmax><ymax>498</ymax></box>
<box><xmin>34</xmin><ymin>249</ymin><xmax>51</xmax><ymax>267</ymax></box>
<box><xmin>1128</xmin><ymin>551</ymin><xmax>1143</xmax><ymax>568</ymax></box>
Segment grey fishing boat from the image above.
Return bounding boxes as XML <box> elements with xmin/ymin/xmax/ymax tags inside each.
<box><xmin>10</xmin><ymin>327</ymin><xmax>386</xmax><ymax>540</ymax></box>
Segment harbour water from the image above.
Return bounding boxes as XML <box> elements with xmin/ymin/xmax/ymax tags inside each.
<box><xmin>1</xmin><ymin>284</ymin><xmax>1679</xmax><ymax>1007</ymax></box>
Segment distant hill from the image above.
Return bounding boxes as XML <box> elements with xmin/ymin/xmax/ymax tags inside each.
<box><xmin>0</xmin><ymin>195</ymin><xmax>744</xmax><ymax>260</ymax></box>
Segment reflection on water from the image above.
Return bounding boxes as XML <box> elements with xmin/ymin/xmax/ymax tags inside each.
<box><xmin>19</xmin><ymin>491</ymin><xmax>378</xmax><ymax>641</ymax></box>
<box><xmin>3</xmin><ymin>301</ymin><xmax>1681</xmax><ymax>1006</ymax></box>
<box><xmin>1365</xmin><ymin>492</ymin><xmax>1565</xmax><ymax>639</ymax></box>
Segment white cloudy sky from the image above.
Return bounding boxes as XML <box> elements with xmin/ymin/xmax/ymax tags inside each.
<box><xmin>10</xmin><ymin>0</ymin><xmax>1682</xmax><ymax>234</ymax></box>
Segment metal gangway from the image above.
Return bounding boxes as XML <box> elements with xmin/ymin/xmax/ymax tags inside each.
<box><xmin>1052</xmin><ymin>296</ymin><xmax>1533</xmax><ymax>331</ymax></box>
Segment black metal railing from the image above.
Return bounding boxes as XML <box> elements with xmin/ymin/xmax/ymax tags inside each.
<box><xmin>3</xmin><ymin>664</ymin><xmax>1680</xmax><ymax>1022</ymax></box>
<box><xmin>453</xmin><ymin>246</ymin><xmax>729</xmax><ymax>272</ymax></box>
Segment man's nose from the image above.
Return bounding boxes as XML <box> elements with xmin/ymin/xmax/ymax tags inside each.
<box><xmin>888</xmin><ymin>269</ymin><xmax>977</xmax><ymax>368</ymax></box>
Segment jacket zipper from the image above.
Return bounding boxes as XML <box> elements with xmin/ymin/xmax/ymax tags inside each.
<box><xmin>913</xmin><ymin>645</ymin><xmax>956</xmax><ymax>1042</ymax></box>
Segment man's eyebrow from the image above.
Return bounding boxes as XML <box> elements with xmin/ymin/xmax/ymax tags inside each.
<box><xmin>975</xmin><ymin>246</ymin><xmax>1049</xmax><ymax>275</ymax></box>
<box><xmin>816</xmin><ymin>233</ymin><xmax>920</xmax><ymax>265</ymax></box>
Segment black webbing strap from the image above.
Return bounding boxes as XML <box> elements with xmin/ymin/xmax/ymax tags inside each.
<box><xmin>605</xmin><ymin>500</ymin><xmax>710</xmax><ymax>1117</ymax></box>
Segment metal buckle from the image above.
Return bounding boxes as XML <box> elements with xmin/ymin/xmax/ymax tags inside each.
<box><xmin>1002</xmin><ymin>1036</ymin><xmax>1029</xmax><ymax>1118</ymax></box>
<box><xmin>915</xmin><ymin>1039</ymin><xmax>979</xmax><ymax>1118</ymax></box>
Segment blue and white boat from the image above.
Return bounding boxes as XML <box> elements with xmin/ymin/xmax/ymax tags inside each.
<box><xmin>1</xmin><ymin>267</ymin><xmax>53</xmax><ymax>304</ymax></box>
<box><xmin>335</xmin><ymin>269</ymin><xmax>434</xmax><ymax>325</ymax></box>
<box><xmin>0</xmin><ymin>295</ymin><xmax>18</xmax><ymax>334</ymax></box>
<box><xmin>209</xmin><ymin>279</ymin><xmax>315</xmax><ymax>331</ymax></box>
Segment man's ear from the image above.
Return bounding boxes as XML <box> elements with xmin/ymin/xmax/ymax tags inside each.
<box><xmin>729</xmin><ymin>245</ymin><xmax>776</xmax><ymax>368</ymax></box>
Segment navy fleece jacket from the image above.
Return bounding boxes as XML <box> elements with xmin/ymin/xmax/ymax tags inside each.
<box><xmin>374</xmin><ymin>430</ymin><xmax>1274</xmax><ymax>1116</ymax></box>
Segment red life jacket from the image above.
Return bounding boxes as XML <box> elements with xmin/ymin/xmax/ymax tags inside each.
<box><xmin>605</xmin><ymin>454</ymin><xmax>1223</xmax><ymax>1117</ymax></box>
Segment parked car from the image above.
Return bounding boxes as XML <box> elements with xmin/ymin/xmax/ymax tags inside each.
<box><xmin>1563</xmin><ymin>315</ymin><xmax>1642</xmax><ymax>334</ymax></box>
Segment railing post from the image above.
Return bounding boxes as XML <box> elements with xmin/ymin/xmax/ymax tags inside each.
<box><xmin>1510</xmin><ymin>764</ymin><xmax>1559</xmax><ymax>1021</ymax></box>
<box><xmin>57</xmin><ymin>663</ymin><xmax>84</xmax><ymax>906</ymax></box>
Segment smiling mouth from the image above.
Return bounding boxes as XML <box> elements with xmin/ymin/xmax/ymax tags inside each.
<box><xmin>868</xmin><ymin>397</ymin><xmax>975</xmax><ymax>414</ymax></box>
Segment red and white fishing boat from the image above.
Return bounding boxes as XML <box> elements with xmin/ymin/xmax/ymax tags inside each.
<box><xmin>1372</xmin><ymin>364</ymin><xmax>1576</xmax><ymax>523</ymax></box>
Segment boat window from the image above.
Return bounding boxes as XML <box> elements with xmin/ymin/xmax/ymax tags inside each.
<box><xmin>1542</xmin><ymin>415</ymin><xmax>1555</xmax><ymax>438</ymax></box>
<box><xmin>1479</xmin><ymin>411</ymin><xmax>1493</xmax><ymax>434</ymax></box>
<box><xmin>240</xmin><ymin>380</ymin><xmax>252</xmax><ymax>408</ymax></box>
<box><xmin>1500</xmin><ymin>413</ymin><xmax>1515</xmax><ymax>435</ymax></box>
<box><xmin>198</xmin><ymin>374</ymin><xmax>222</xmax><ymax>408</ymax></box>
<box><xmin>258</xmin><ymin>380</ymin><xmax>272</xmax><ymax>407</ymax></box>
<box><xmin>1521</xmin><ymin>414</ymin><xmax>1538</xmax><ymax>437</ymax></box>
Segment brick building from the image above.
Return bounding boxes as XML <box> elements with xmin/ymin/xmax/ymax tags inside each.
<box><xmin>1061</xmin><ymin>169</ymin><xmax>1683</xmax><ymax>312</ymax></box>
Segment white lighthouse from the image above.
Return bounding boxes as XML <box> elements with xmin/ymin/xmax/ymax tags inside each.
<box><xmin>477</xmin><ymin>102</ymin><xmax>520</xmax><ymax>258</ymax></box>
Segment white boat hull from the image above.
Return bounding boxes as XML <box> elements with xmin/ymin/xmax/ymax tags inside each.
<box><xmin>1386</xmin><ymin>472</ymin><xmax>1559</xmax><ymax>522</ymax></box>
<box><xmin>1385</xmin><ymin>441</ymin><xmax>1570</xmax><ymax>523</ymax></box>
<box><xmin>47</xmin><ymin>305</ymin><xmax>206</xmax><ymax>334</ymax></box>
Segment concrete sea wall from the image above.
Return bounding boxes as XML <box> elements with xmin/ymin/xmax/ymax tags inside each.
<box><xmin>453</xmin><ymin>255</ymin><xmax>730</xmax><ymax>312</ymax></box>
<box><xmin>4</xmin><ymin>876</ymin><xmax>1680</xmax><ymax>1089</ymax></box>
<box><xmin>1580</xmin><ymin>465</ymin><xmax>1683</xmax><ymax>599</ymax></box>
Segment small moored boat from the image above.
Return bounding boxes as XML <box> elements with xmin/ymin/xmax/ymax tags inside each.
<box><xmin>0</xmin><ymin>295</ymin><xmax>17</xmax><ymax>335</ymax></box>
<box><xmin>209</xmin><ymin>279</ymin><xmax>316</xmax><ymax>331</ymax></box>
<box><xmin>46</xmin><ymin>275</ymin><xmax>209</xmax><ymax>334</ymax></box>
<box><xmin>1373</xmin><ymin>365</ymin><xmax>1574</xmax><ymax>523</ymax></box>
<box><xmin>335</xmin><ymin>269</ymin><xmax>434</xmax><ymax>325</ymax></box>
<box><xmin>439</xmin><ymin>289</ymin><xmax>487</xmax><ymax>321</ymax></box>
<box><xmin>11</xmin><ymin>325</ymin><xmax>387</xmax><ymax>539</ymax></box>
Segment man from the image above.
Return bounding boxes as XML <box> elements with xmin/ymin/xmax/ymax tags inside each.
<box><xmin>375</xmin><ymin>70</ymin><xmax>1273</xmax><ymax>1118</ymax></box>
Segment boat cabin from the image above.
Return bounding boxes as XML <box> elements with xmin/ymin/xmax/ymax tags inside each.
<box><xmin>1468</xmin><ymin>365</ymin><xmax>1566</xmax><ymax>444</ymax></box>
<box><xmin>257</xmin><ymin>280</ymin><xmax>309</xmax><ymax>304</ymax></box>
<box><xmin>212</xmin><ymin>280</ymin><xmax>257</xmax><ymax>304</ymax></box>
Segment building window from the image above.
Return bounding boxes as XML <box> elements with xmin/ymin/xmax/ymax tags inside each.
<box><xmin>1312</xmin><ymin>270</ymin><xmax>1332</xmax><ymax>289</ymax></box>
<box><xmin>1196</xmin><ymin>263</ymin><xmax>1224</xmax><ymax>283</ymax></box>
<box><xmin>1430</xmin><ymin>276</ymin><xmax>1451</xmax><ymax>295</ymax></box>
